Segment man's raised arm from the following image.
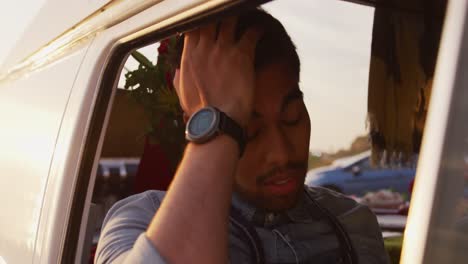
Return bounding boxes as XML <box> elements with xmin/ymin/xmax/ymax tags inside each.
<box><xmin>145</xmin><ymin>18</ymin><xmax>261</xmax><ymax>264</ymax></box>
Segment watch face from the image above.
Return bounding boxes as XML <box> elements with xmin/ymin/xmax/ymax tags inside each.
<box><xmin>188</xmin><ymin>108</ymin><xmax>216</xmax><ymax>137</ymax></box>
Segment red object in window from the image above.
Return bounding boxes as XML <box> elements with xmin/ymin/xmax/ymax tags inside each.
<box><xmin>89</xmin><ymin>245</ymin><xmax>97</xmax><ymax>264</ymax></box>
<box><xmin>165</xmin><ymin>72</ymin><xmax>173</xmax><ymax>89</ymax></box>
<box><xmin>409</xmin><ymin>179</ymin><xmax>415</xmax><ymax>194</ymax></box>
<box><xmin>158</xmin><ymin>39</ymin><xmax>170</xmax><ymax>54</ymax></box>
<box><xmin>133</xmin><ymin>138</ymin><xmax>174</xmax><ymax>193</ymax></box>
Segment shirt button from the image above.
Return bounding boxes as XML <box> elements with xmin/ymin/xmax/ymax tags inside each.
<box><xmin>266</xmin><ymin>213</ymin><xmax>275</xmax><ymax>223</ymax></box>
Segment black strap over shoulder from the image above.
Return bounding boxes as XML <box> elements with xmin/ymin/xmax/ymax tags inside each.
<box><xmin>304</xmin><ymin>190</ymin><xmax>359</xmax><ymax>264</ymax></box>
<box><xmin>230</xmin><ymin>206</ymin><xmax>265</xmax><ymax>264</ymax></box>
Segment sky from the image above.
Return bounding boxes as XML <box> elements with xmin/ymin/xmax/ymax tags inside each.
<box><xmin>0</xmin><ymin>0</ymin><xmax>374</xmax><ymax>152</ymax></box>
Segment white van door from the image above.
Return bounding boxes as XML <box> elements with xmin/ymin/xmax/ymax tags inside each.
<box><xmin>0</xmin><ymin>42</ymin><xmax>92</xmax><ymax>264</ymax></box>
<box><xmin>401</xmin><ymin>1</ymin><xmax>468</xmax><ymax>263</ymax></box>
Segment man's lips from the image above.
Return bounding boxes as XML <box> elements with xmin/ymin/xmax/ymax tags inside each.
<box><xmin>263</xmin><ymin>171</ymin><xmax>298</xmax><ymax>185</ymax></box>
<box><xmin>260</xmin><ymin>170</ymin><xmax>303</xmax><ymax>195</ymax></box>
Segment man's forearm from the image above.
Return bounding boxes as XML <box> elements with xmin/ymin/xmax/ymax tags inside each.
<box><xmin>146</xmin><ymin>135</ymin><xmax>239</xmax><ymax>263</ymax></box>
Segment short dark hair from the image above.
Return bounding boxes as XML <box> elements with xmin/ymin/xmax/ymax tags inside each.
<box><xmin>174</xmin><ymin>8</ymin><xmax>300</xmax><ymax>77</ymax></box>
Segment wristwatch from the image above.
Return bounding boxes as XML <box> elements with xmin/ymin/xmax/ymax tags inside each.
<box><xmin>185</xmin><ymin>106</ymin><xmax>246</xmax><ymax>156</ymax></box>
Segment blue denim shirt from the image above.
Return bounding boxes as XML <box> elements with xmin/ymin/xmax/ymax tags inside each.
<box><xmin>95</xmin><ymin>186</ymin><xmax>390</xmax><ymax>263</ymax></box>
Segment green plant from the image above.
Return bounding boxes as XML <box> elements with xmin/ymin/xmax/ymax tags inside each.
<box><xmin>124</xmin><ymin>37</ymin><xmax>185</xmax><ymax>170</ymax></box>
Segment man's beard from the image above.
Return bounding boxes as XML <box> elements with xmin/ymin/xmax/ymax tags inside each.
<box><xmin>234</xmin><ymin>160</ymin><xmax>308</xmax><ymax>212</ymax></box>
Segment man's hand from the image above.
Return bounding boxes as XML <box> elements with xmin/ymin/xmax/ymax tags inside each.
<box><xmin>174</xmin><ymin>17</ymin><xmax>262</xmax><ymax>127</ymax></box>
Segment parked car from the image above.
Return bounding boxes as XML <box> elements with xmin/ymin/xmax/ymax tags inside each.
<box><xmin>305</xmin><ymin>151</ymin><xmax>416</xmax><ymax>197</ymax></box>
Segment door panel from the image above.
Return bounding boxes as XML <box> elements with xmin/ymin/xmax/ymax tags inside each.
<box><xmin>0</xmin><ymin>47</ymin><xmax>88</xmax><ymax>264</ymax></box>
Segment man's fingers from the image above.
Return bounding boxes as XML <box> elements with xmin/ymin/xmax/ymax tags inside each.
<box><xmin>198</xmin><ymin>23</ymin><xmax>216</xmax><ymax>47</ymax></box>
<box><xmin>218</xmin><ymin>17</ymin><xmax>237</xmax><ymax>45</ymax></box>
<box><xmin>239</xmin><ymin>27</ymin><xmax>263</xmax><ymax>59</ymax></box>
<box><xmin>183</xmin><ymin>29</ymin><xmax>200</xmax><ymax>56</ymax></box>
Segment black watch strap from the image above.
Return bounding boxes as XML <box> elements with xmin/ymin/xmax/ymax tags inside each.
<box><xmin>218</xmin><ymin>109</ymin><xmax>246</xmax><ymax>157</ymax></box>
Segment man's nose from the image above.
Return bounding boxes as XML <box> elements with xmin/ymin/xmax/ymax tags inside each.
<box><xmin>264</xmin><ymin>125</ymin><xmax>292</xmax><ymax>167</ymax></box>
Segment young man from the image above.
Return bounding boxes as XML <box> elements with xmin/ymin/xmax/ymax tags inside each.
<box><xmin>95</xmin><ymin>9</ymin><xmax>389</xmax><ymax>264</ymax></box>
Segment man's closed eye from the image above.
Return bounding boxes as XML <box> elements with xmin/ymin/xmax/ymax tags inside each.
<box><xmin>282</xmin><ymin>101</ymin><xmax>303</xmax><ymax>126</ymax></box>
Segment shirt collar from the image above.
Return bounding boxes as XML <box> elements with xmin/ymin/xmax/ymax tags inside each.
<box><xmin>231</xmin><ymin>192</ymin><xmax>257</xmax><ymax>221</ymax></box>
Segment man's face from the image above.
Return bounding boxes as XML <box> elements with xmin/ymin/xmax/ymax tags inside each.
<box><xmin>234</xmin><ymin>61</ymin><xmax>311</xmax><ymax>212</ymax></box>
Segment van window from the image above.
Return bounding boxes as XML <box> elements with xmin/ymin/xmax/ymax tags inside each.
<box><xmin>81</xmin><ymin>0</ymin><xmax>450</xmax><ymax>263</ymax></box>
